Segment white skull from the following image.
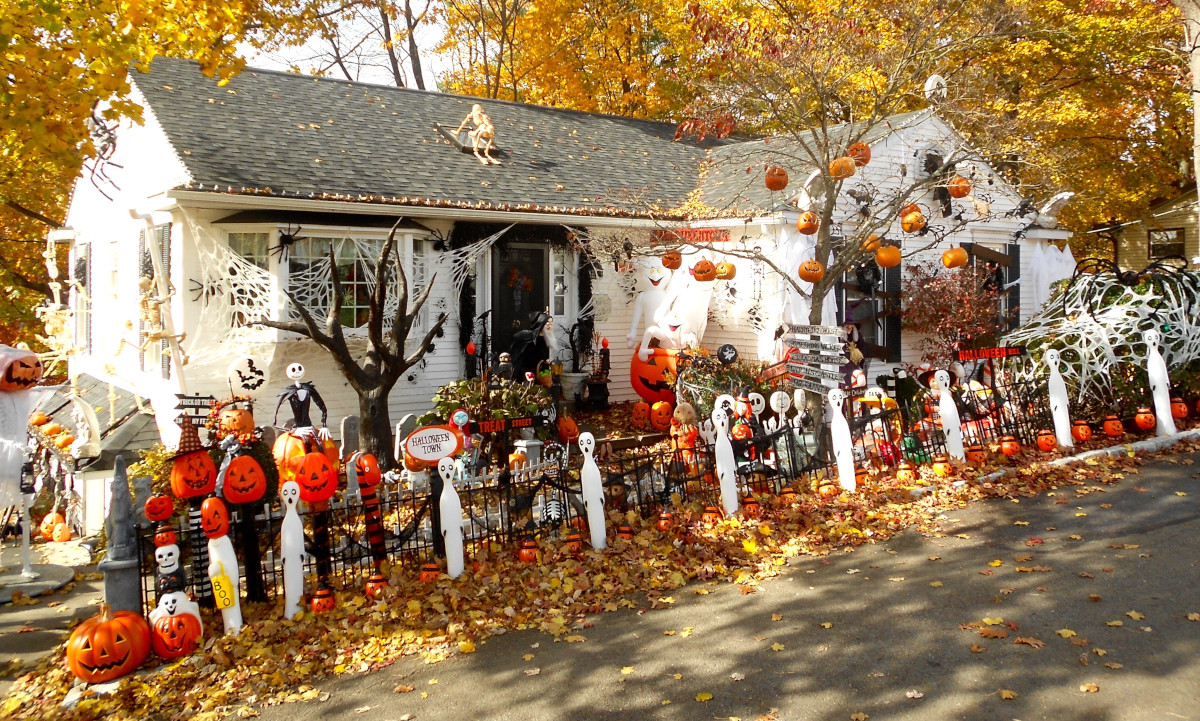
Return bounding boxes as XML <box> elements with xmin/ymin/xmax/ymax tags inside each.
<box><xmin>578</xmin><ymin>432</ymin><xmax>595</xmax><ymax>457</ymax></box>
<box><xmin>286</xmin><ymin>362</ymin><xmax>306</xmax><ymax>381</ymax></box>
<box><xmin>1044</xmin><ymin>349</ymin><xmax>1061</xmax><ymax>367</ymax></box>
<box><xmin>711</xmin><ymin>407</ymin><xmax>729</xmax><ymax>432</ymax></box>
<box><xmin>280</xmin><ymin>480</ymin><xmax>300</xmax><ymax>508</ymax></box>
<box><xmin>748</xmin><ymin>392</ymin><xmax>766</xmax><ymax>417</ymax></box>
<box><xmin>828</xmin><ymin>388</ymin><xmax>846</xmax><ymax>407</ymax></box>
<box><xmin>1143</xmin><ymin>329</ymin><xmax>1161</xmax><ymax>348</ymax></box>
<box><xmin>155</xmin><ymin>543</ymin><xmax>180</xmax><ymax>574</ymax></box>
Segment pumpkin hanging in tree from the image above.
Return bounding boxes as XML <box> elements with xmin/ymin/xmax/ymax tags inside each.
<box><xmin>875</xmin><ymin>245</ymin><xmax>902</xmax><ymax>268</ymax></box>
<box><xmin>847</xmin><ymin>142</ymin><xmax>871</xmax><ymax>166</ymax></box>
<box><xmin>798</xmin><ymin>259</ymin><xmax>825</xmax><ymax>283</ymax></box>
<box><xmin>797</xmin><ymin>211</ymin><xmax>819</xmax><ymax>235</ymax></box>
<box><xmin>829</xmin><ymin>156</ymin><xmax>856</xmax><ymax>179</ymax></box>
<box><xmin>661</xmin><ymin>250</ymin><xmax>682</xmax><ymax>269</ymax></box>
<box><xmin>764</xmin><ymin>166</ymin><xmax>789</xmax><ymax>191</ymax></box>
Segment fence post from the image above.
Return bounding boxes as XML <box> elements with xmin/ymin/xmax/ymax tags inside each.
<box><xmin>97</xmin><ymin>455</ymin><xmax>142</xmax><ymax>613</ymax></box>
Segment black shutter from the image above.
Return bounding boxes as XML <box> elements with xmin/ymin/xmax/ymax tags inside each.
<box><xmin>74</xmin><ymin>245</ymin><xmax>92</xmax><ymax>353</ymax></box>
<box><xmin>159</xmin><ymin>223</ymin><xmax>172</xmax><ymax>379</ymax></box>
<box><xmin>1006</xmin><ymin>241</ymin><xmax>1020</xmax><ymax>329</ymax></box>
<box><xmin>883</xmin><ymin>265</ymin><xmax>901</xmax><ymax>362</ymax></box>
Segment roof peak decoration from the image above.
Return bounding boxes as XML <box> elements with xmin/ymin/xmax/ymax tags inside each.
<box><xmin>448</xmin><ymin>103</ymin><xmax>501</xmax><ymax>166</ymax></box>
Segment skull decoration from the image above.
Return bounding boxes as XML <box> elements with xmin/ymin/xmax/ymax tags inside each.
<box><xmin>286</xmin><ymin>362</ymin><xmax>306</xmax><ymax>381</ymax></box>
<box><xmin>155</xmin><ymin>544</ymin><xmax>181</xmax><ymax>575</ymax></box>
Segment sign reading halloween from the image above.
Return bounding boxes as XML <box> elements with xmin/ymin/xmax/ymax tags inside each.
<box><xmin>405</xmin><ymin>425</ymin><xmax>464</xmax><ymax>462</ymax></box>
<box><xmin>955</xmin><ymin>345</ymin><xmax>1027</xmax><ymax>362</ymax></box>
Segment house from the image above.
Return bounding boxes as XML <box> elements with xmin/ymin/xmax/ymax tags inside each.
<box><xmin>1115</xmin><ymin>188</ymin><xmax>1198</xmax><ymax>270</ymax></box>
<box><xmin>50</xmin><ymin>59</ymin><xmax>1071</xmax><ymax>532</ymax></box>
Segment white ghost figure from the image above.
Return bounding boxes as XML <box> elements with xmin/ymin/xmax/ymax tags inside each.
<box><xmin>714</xmin><ymin>394</ymin><xmax>736</xmax><ymax>420</ymax></box>
<box><xmin>1043</xmin><ymin>349</ymin><xmax>1073</xmax><ymax>448</ymax></box>
<box><xmin>578</xmin><ymin>433</ymin><xmax>607</xmax><ymax>549</ymax></box>
<box><xmin>638</xmin><ymin>310</ymin><xmax>688</xmax><ymax>361</ymax></box>
<box><xmin>278</xmin><ymin>480</ymin><xmax>305</xmax><ymax>619</ymax></box>
<box><xmin>148</xmin><ymin>590</ymin><xmax>203</xmax><ymax>635</ymax></box>
<box><xmin>934</xmin><ymin>370</ymin><xmax>965</xmax><ymax>460</ymax></box>
<box><xmin>826</xmin><ymin>389</ymin><xmax>856</xmax><ymax>492</ymax></box>
<box><xmin>1143</xmin><ymin>330</ymin><xmax>1177</xmax><ymax>436</ymax></box>
<box><xmin>711</xmin><ymin>408</ymin><xmax>740</xmax><ymax>516</ymax></box>
<box><xmin>627</xmin><ymin>264</ymin><xmax>670</xmax><ymax>348</ymax></box>
<box><xmin>437</xmin><ymin>457</ymin><xmax>465</xmax><ymax>578</ymax></box>
<box><xmin>765</xmin><ymin>391</ymin><xmax>792</xmax><ymax>432</ymax></box>
<box><xmin>205</xmin><ymin>503</ymin><xmax>242</xmax><ymax>635</ymax></box>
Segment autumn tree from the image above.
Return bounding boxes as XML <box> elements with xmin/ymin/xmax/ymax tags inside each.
<box><xmin>258</xmin><ymin>227</ymin><xmax>447</xmax><ymax>468</ymax></box>
<box><xmin>1172</xmin><ymin>1</ymin><xmax>1200</xmax><ymax>180</ymax></box>
<box><xmin>901</xmin><ymin>263</ymin><xmax>1013</xmax><ymax>365</ymax></box>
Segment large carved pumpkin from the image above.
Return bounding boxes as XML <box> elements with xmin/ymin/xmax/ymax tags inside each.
<box><xmin>629</xmin><ymin>348</ymin><xmax>679</xmax><ymax>404</ymax></box>
<box><xmin>218</xmin><ymin>407</ymin><xmax>255</xmax><ymax>437</ymax></box>
<box><xmin>557</xmin><ymin>416</ymin><xmax>580</xmax><ymax>444</ymax></box>
<box><xmin>222</xmin><ymin>455</ymin><xmax>267</xmax><ymax>505</ymax></box>
<box><xmin>714</xmin><ymin>261</ymin><xmax>736</xmax><ymax>280</ymax></box>
<box><xmin>66</xmin><ymin>604</ymin><xmax>151</xmax><ymax>683</ymax></box>
<box><xmin>692</xmin><ymin>259</ymin><xmax>717</xmax><ymax>281</ymax></box>
<box><xmin>151</xmin><ymin>612</ymin><xmax>202</xmax><ymax>659</ymax></box>
<box><xmin>272</xmin><ymin>432</ymin><xmax>339</xmax><ymax>482</ymax></box>
<box><xmin>0</xmin><ymin>344</ymin><xmax>44</xmax><ymax>391</ymax></box>
<box><xmin>296</xmin><ymin>451</ymin><xmax>338</xmax><ymax>503</ymax></box>
<box><xmin>144</xmin><ymin>494</ymin><xmax>174</xmax><ymax>522</ymax></box>
<box><xmin>355</xmin><ymin>453</ymin><xmax>382</xmax><ymax>488</ymax></box>
<box><xmin>170</xmin><ymin>451</ymin><xmax>217</xmax><ymax>500</ymax></box>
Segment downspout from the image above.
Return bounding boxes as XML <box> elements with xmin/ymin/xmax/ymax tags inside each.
<box><xmin>130</xmin><ymin>210</ymin><xmax>189</xmax><ymax>394</ymax></box>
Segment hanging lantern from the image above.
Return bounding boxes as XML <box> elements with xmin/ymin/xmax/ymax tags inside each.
<box><xmin>662</xmin><ymin>251</ymin><xmax>682</xmax><ymax>269</ymax></box>
<box><xmin>692</xmin><ymin>259</ymin><xmax>717</xmax><ymax>281</ymax></box>
<box><xmin>901</xmin><ymin>210</ymin><xmax>927</xmax><ymax>233</ymax></box>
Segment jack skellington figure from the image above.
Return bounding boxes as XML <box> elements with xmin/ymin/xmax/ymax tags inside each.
<box><xmin>273</xmin><ymin>363</ymin><xmax>330</xmax><ymax>439</ymax></box>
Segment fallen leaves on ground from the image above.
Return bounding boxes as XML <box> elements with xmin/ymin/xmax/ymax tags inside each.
<box><xmin>999</xmin><ymin>689</ymin><xmax>1019</xmax><ymax>700</ymax></box>
<box><xmin>1014</xmin><ymin>637</ymin><xmax>1046</xmax><ymax>648</ymax></box>
<box><xmin>1126</xmin><ymin>610</ymin><xmax>1145</xmax><ymax>620</ymax></box>
<box><xmin>695</xmin><ymin>692</ymin><xmax>713</xmax><ymax>702</ymax></box>
<box><xmin>1080</xmin><ymin>683</ymin><xmax>1099</xmax><ymax>693</ymax></box>
<box><xmin>1056</xmin><ymin>628</ymin><xmax>1077</xmax><ymax>638</ymax></box>
<box><xmin>850</xmin><ymin>713</ymin><xmax>869</xmax><ymax>720</ymax></box>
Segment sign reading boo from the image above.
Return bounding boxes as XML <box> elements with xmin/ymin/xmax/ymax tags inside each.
<box><xmin>405</xmin><ymin>425</ymin><xmax>464</xmax><ymax>462</ymax></box>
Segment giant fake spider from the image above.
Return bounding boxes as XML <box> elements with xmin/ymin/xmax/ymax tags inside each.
<box><xmin>1063</xmin><ymin>255</ymin><xmax>1199</xmax><ymax>321</ymax></box>
<box><xmin>269</xmin><ymin>223</ymin><xmax>306</xmax><ymax>263</ymax></box>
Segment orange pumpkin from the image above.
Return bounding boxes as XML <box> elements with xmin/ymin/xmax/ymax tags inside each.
<box><xmin>54</xmin><ymin>434</ymin><xmax>76</xmax><ymax>449</ymax></box>
<box><xmin>829</xmin><ymin>156</ymin><xmax>856</xmax><ymax>179</ymax></box>
<box><xmin>557</xmin><ymin>416</ymin><xmax>580</xmax><ymax>444</ymax></box>
<box><xmin>765</xmin><ymin>165</ymin><xmax>790</xmax><ymax>191</ymax></box>
<box><xmin>419</xmin><ymin>562</ymin><xmax>440</xmax><ymax>583</ymax></box>
<box><xmin>999</xmin><ymin>436</ymin><xmax>1021</xmax><ymax>457</ymax></box>
<box><xmin>566</xmin><ymin>531</ymin><xmax>583</xmax><ymax>553</ymax></box>
<box><xmin>617</xmin><ymin>524</ymin><xmax>634</xmax><ymax>540</ymax></box>
<box><xmin>847</xmin><ymin>142</ymin><xmax>871</xmax><ymax>166</ymax></box>
<box><xmin>817</xmin><ymin>481</ymin><xmax>837</xmax><ymax>498</ymax></box>
<box><xmin>861</xmin><ymin>234</ymin><xmax>882</xmax><ymax>251</ymax></box>
<box><xmin>170</xmin><ymin>451</ymin><xmax>217</xmax><ymax>500</ymax></box>
<box><xmin>296</xmin><ymin>452</ymin><xmax>338</xmax><ymax>503</ymax></box>
<box><xmin>714</xmin><ymin>261</ymin><xmax>736</xmax><ymax>280</ymax></box>
<box><xmin>518</xmin><ymin>538</ymin><xmax>539</xmax><ymax>563</ymax></box>
<box><xmin>779</xmin><ymin>486</ymin><xmax>799</xmax><ymax>504</ymax></box>
<box><xmin>631</xmin><ymin>401</ymin><xmax>651</xmax><ymax>429</ymax></box>
<box><xmin>656</xmin><ymin>510</ymin><xmax>674</xmax><ymax>532</ymax></box>
<box><xmin>932</xmin><ymin>455</ymin><xmax>954</xmax><ymax>477</ymax></box>
<box><xmin>692</xmin><ymin>259</ymin><xmax>717</xmax><ymax>281</ymax></box>
<box><xmin>151</xmin><ymin>612</ymin><xmax>202</xmax><ymax>659</ymax></box>
<box><xmin>355</xmin><ymin>453</ymin><xmax>382</xmax><ymax>488</ymax></box>
<box><xmin>649</xmin><ymin>401</ymin><xmax>673</xmax><ymax>432</ymax></box>
<box><xmin>741</xmin><ymin>495</ymin><xmax>761</xmax><ymax>518</ymax></box>
<box><xmin>854</xmin><ymin>467</ymin><xmax>870</xmax><ymax>486</ymax></box>
<box><xmin>508</xmin><ymin>452</ymin><xmax>527</xmax><ymax>470</ymax></box>
<box><xmin>895</xmin><ymin>460</ymin><xmax>917</xmax><ymax>483</ymax></box>
<box><xmin>154</xmin><ymin>523</ymin><xmax>177</xmax><ymax>547</ymax></box>
<box><xmin>731</xmin><ymin>423</ymin><xmax>753</xmax><ymax>441</ymax></box>
<box><xmin>52</xmin><ymin>522</ymin><xmax>72</xmax><ymax>542</ymax></box>
<box><xmin>901</xmin><ymin>203</ymin><xmax>921</xmax><ymax>216</ymax></box>
<box><xmin>1071</xmin><ymin>420</ymin><xmax>1092</xmax><ymax>442</ymax></box>
<box><xmin>310</xmin><ymin>584</ymin><xmax>336</xmax><ymax>614</ymax></box>
<box><xmin>875</xmin><ymin>245</ymin><xmax>902</xmax><ymax>268</ymax></box>
<box><xmin>629</xmin><ymin>348</ymin><xmax>679</xmax><ymax>404</ymax></box>
<box><xmin>797</xmin><ymin>211</ymin><xmax>819</xmax><ymax>235</ymax></box>
<box><xmin>218</xmin><ymin>407</ymin><xmax>255</xmax><ymax>437</ymax></box>
<box><xmin>965</xmin><ymin>445</ymin><xmax>987</xmax><ymax>465</ymax></box>
<box><xmin>1036</xmin><ymin>429</ymin><xmax>1057</xmax><ymax>452</ymax></box>
<box><xmin>701</xmin><ymin>505</ymin><xmax>723</xmax><ymax>524</ymax></box>
<box><xmin>200</xmin><ymin>497</ymin><xmax>230</xmax><ymax>538</ymax></box>
<box><xmin>41</xmin><ymin>422</ymin><xmax>64</xmax><ymax>437</ymax></box>
<box><xmin>144</xmin><ymin>494</ymin><xmax>174</xmax><ymax>522</ymax></box>
<box><xmin>1171</xmin><ymin>397</ymin><xmax>1188</xmax><ymax>420</ymax></box>
<box><xmin>222</xmin><ymin>455</ymin><xmax>267</xmax><ymax>505</ymax></box>
<box><xmin>1103</xmin><ymin>415</ymin><xmax>1124</xmax><ymax>437</ymax></box>
<box><xmin>365</xmin><ymin>571</ymin><xmax>389</xmax><ymax>599</ymax></box>
<box><xmin>947</xmin><ymin>176</ymin><xmax>971</xmax><ymax>198</ymax></box>
<box><xmin>901</xmin><ymin>210</ymin><xmax>927</xmax><ymax>233</ymax></box>
<box><xmin>798</xmin><ymin>259</ymin><xmax>825</xmax><ymax>283</ymax></box>
<box><xmin>941</xmin><ymin>246</ymin><xmax>969</xmax><ymax>268</ymax></box>
<box><xmin>30</xmin><ymin>412</ymin><xmax>50</xmax><ymax>426</ymax></box>
<box><xmin>1133</xmin><ymin>407</ymin><xmax>1155</xmax><ymax>430</ymax></box>
<box><xmin>662</xmin><ymin>251</ymin><xmax>682</xmax><ymax>270</ymax></box>
<box><xmin>272</xmin><ymin>432</ymin><xmax>339</xmax><ymax>482</ymax></box>
<box><xmin>403</xmin><ymin>448</ymin><xmax>428</xmax><ymax>472</ymax></box>
<box><xmin>40</xmin><ymin>511</ymin><xmax>64</xmax><ymax>541</ymax></box>
<box><xmin>66</xmin><ymin>604</ymin><xmax>151</xmax><ymax>684</ymax></box>
<box><xmin>0</xmin><ymin>344</ymin><xmax>44</xmax><ymax>391</ymax></box>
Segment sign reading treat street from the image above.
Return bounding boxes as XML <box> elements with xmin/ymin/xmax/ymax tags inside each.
<box><xmin>786</xmin><ymin>363</ymin><xmax>846</xmax><ymax>383</ymax></box>
<box><xmin>956</xmin><ymin>345</ymin><xmax>1027</xmax><ymax>362</ymax></box>
<box><xmin>405</xmin><ymin>425</ymin><xmax>464</xmax><ymax>462</ymax></box>
<box><xmin>784</xmin><ymin>337</ymin><xmax>846</xmax><ymax>354</ymax></box>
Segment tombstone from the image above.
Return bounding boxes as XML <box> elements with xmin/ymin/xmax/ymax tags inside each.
<box><xmin>130</xmin><ymin>475</ymin><xmax>154</xmax><ymax>527</ymax></box>
<box><xmin>340</xmin><ymin>416</ymin><xmax>360</xmax><ymax>458</ymax></box>
<box><xmin>97</xmin><ymin>455</ymin><xmax>143</xmax><ymax>613</ymax></box>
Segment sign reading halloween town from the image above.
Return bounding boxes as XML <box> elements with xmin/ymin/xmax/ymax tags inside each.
<box><xmin>405</xmin><ymin>425</ymin><xmax>464</xmax><ymax>462</ymax></box>
<box><xmin>956</xmin><ymin>345</ymin><xmax>1027</xmax><ymax>362</ymax></box>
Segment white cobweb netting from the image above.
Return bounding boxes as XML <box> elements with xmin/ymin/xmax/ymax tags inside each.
<box><xmin>1003</xmin><ymin>269</ymin><xmax>1200</xmax><ymax>406</ymax></box>
<box><xmin>286</xmin><ymin>237</ymin><xmax>401</xmax><ymax>331</ymax></box>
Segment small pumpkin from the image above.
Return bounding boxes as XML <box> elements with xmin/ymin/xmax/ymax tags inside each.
<box><xmin>30</xmin><ymin>412</ymin><xmax>50</xmax><ymax>426</ymax></box>
<box><xmin>895</xmin><ymin>460</ymin><xmax>917</xmax><ymax>483</ymax></box>
<box><xmin>798</xmin><ymin>259</ymin><xmax>825</xmax><ymax>283</ymax></box>
<box><xmin>662</xmin><ymin>251</ymin><xmax>682</xmax><ymax>270</ymax></box>
<box><xmin>932</xmin><ymin>455</ymin><xmax>954</xmax><ymax>477</ymax></box>
<box><xmin>1103</xmin><ymin>415</ymin><xmax>1125</xmax><ymax>437</ymax></box>
<box><xmin>403</xmin><ymin>448</ymin><xmax>428</xmax><ymax>472</ymax></box>
<box><xmin>847</xmin><ymin>142</ymin><xmax>871</xmax><ymax>166</ymax></box>
<box><xmin>829</xmin><ymin>156</ymin><xmax>856</xmax><ymax>180</ymax></box>
<box><xmin>557</xmin><ymin>416</ymin><xmax>580</xmax><ymax>444</ymax></box>
<box><xmin>817</xmin><ymin>481</ymin><xmax>837</xmax><ymax>498</ymax></box>
<box><xmin>0</xmin><ymin>344</ymin><xmax>44</xmax><ymax>391</ymax></box>
<box><xmin>170</xmin><ymin>451</ymin><xmax>217</xmax><ymax>500</ymax></box>
<box><xmin>154</xmin><ymin>523</ymin><xmax>177</xmax><ymax>547</ymax></box>
<box><xmin>779</xmin><ymin>486</ymin><xmax>799</xmax><ymax>504</ymax></box>
<box><xmin>355</xmin><ymin>453</ymin><xmax>382</xmax><ymax>488</ymax></box>
<box><xmin>901</xmin><ymin>203</ymin><xmax>921</xmax><ymax>216</ymax></box>
<box><xmin>941</xmin><ymin>246</ymin><xmax>969</xmax><ymax>268</ymax></box>
<box><xmin>797</xmin><ymin>211</ymin><xmax>819</xmax><ymax>235</ymax></box>
<box><xmin>649</xmin><ymin>401</ymin><xmax>673</xmax><ymax>432</ymax></box>
<box><xmin>40</xmin><ymin>511</ymin><xmax>64</xmax><ymax>541</ymax></box>
<box><xmin>419</xmin><ymin>562</ymin><xmax>440</xmax><ymax>583</ymax></box>
<box><xmin>310</xmin><ymin>584</ymin><xmax>336</xmax><ymax>614</ymax></box>
<box><xmin>854</xmin><ymin>467</ymin><xmax>871</xmax><ymax>486</ymax></box>
<box><xmin>518</xmin><ymin>538</ymin><xmax>539</xmax><ymax>563</ymax></box>
<box><xmin>52</xmin><ymin>522</ymin><xmax>72</xmax><ymax>542</ymax></box>
<box><xmin>365</xmin><ymin>570</ymin><xmax>389</xmax><ymax>598</ymax></box>
<box><xmin>765</xmin><ymin>165</ymin><xmax>790</xmax><ymax>191</ymax></box>
<box><xmin>947</xmin><ymin>176</ymin><xmax>971</xmax><ymax>198</ymax></box>
<box><xmin>631</xmin><ymin>401</ymin><xmax>650</xmax><ymax>429</ymax></box>
<box><xmin>1036</xmin><ymin>429</ymin><xmax>1057</xmax><ymax>452</ymax></box>
<box><xmin>508</xmin><ymin>452</ymin><xmax>527</xmax><ymax>471</ymax></box>
<box><xmin>901</xmin><ymin>210</ymin><xmax>927</xmax><ymax>233</ymax></box>
<box><xmin>999</xmin><ymin>436</ymin><xmax>1021</xmax><ymax>457</ymax></box>
<box><xmin>1171</xmin><ymin>397</ymin><xmax>1188</xmax><ymax>420</ymax></box>
<box><xmin>217</xmin><ymin>407</ymin><xmax>255</xmax><ymax>437</ymax></box>
<box><xmin>731</xmin><ymin>423</ymin><xmax>753</xmax><ymax>441</ymax></box>
<box><xmin>1071</xmin><ymin>420</ymin><xmax>1092</xmax><ymax>443</ymax></box>
<box><xmin>1133</xmin><ymin>407</ymin><xmax>1156</xmax><ymax>430</ymax></box>
<box><xmin>144</xmin><ymin>494</ymin><xmax>174</xmax><ymax>522</ymax></box>
<box><xmin>222</xmin><ymin>454</ymin><xmax>268</xmax><ymax>505</ymax></box>
<box><xmin>656</xmin><ymin>511</ymin><xmax>674</xmax><ymax>532</ymax></box>
<box><xmin>200</xmin><ymin>497</ymin><xmax>230</xmax><ymax>539</ymax></box>
<box><xmin>965</xmin><ymin>445</ymin><xmax>987</xmax><ymax>465</ymax></box>
<box><xmin>714</xmin><ymin>261</ymin><xmax>736</xmax><ymax>280</ymax></box>
<box><xmin>66</xmin><ymin>604</ymin><xmax>151</xmax><ymax>684</ymax></box>
<box><xmin>617</xmin><ymin>524</ymin><xmax>634</xmax><ymax>540</ymax></box>
<box><xmin>566</xmin><ymin>531</ymin><xmax>583</xmax><ymax>553</ymax></box>
<box><xmin>701</xmin><ymin>505</ymin><xmax>723</xmax><ymax>524</ymax></box>
<box><xmin>875</xmin><ymin>245</ymin><xmax>902</xmax><ymax>268</ymax></box>
<box><xmin>741</xmin><ymin>495</ymin><xmax>761</xmax><ymax>519</ymax></box>
<box><xmin>692</xmin><ymin>259</ymin><xmax>717</xmax><ymax>282</ymax></box>
<box><xmin>296</xmin><ymin>451</ymin><xmax>337</xmax><ymax>503</ymax></box>
<box><xmin>151</xmin><ymin>612</ymin><xmax>202</xmax><ymax>659</ymax></box>
<box><xmin>861</xmin><ymin>234</ymin><xmax>882</xmax><ymax>252</ymax></box>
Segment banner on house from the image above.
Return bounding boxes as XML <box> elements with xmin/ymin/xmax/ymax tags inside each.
<box><xmin>956</xmin><ymin>346</ymin><xmax>1027</xmax><ymax>362</ymax></box>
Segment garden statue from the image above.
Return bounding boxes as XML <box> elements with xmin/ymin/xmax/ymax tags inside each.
<box><xmin>273</xmin><ymin>362</ymin><xmax>329</xmax><ymax>439</ymax></box>
<box><xmin>1144</xmin><ymin>330</ymin><xmax>1177</xmax><ymax>436</ymax></box>
<box><xmin>711</xmin><ymin>407</ymin><xmax>740</xmax><ymax>516</ymax></box>
<box><xmin>934</xmin><ymin>370</ymin><xmax>965</xmax><ymax>460</ymax></box>
<box><xmin>1043</xmin><ymin>349</ymin><xmax>1074</xmax><ymax>448</ymax></box>
<box><xmin>201</xmin><ymin>497</ymin><xmax>242</xmax><ymax>635</ymax></box>
<box><xmin>494</xmin><ymin>352</ymin><xmax>514</xmax><ymax>380</ymax></box>
<box><xmin>826</xmin><ymin>389</ymin><xmax>856</xmax><ymax>493</ymax></box>
<box><xmin>578</xmin><ymin>433</ymin><xmax>607</xmax><ymax>549</ymax></box>
<box><xmin>437</xmin><ymin>457</ymin><xmax>465</xmax><ymax>578</ymax></box>
<box><xmin>454</xmin><ymin>103</ymin><xmax>501</xmax><ymax>165</ymax></box>
<box><xmin>279</xmin><ymin>480</ymin><xmax>305</xmax><ymax>619</ymax></box>
<box><xmin>626</xmin><ymin>264</ymin><xmax>671</xmax><ymax>349</ymax></box>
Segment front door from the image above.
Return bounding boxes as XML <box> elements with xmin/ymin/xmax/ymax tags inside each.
<box><xmin>492</xmin><ymin>244</ymin><xmax>549</xmax><ymax>375</ymax></box>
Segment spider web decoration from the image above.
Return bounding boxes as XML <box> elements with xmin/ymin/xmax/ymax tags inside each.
<box><xmin>1003</xmin><ymin>268</ymin><xmax>1200</xmax><ymax>406</ymax></box>
<box><xmin>285</xmin><ymin>237</ymin><xmax>401</xmax><ymax>330</ymax></box>
<box><xmin>448</xmin><ymin>224</ymin><xmax>514</xmax><ymax>300</ymax></box>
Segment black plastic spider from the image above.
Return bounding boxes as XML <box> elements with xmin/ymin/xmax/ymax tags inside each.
<box><xmin>269</xmin><ymin>223</ymin><xmax>306</xmax><ymax>263</ymax></box>
<box><xmin>1063</xmin><ymin>255</ymin><xmax>1199</xmax><ymax>321</ymax></box>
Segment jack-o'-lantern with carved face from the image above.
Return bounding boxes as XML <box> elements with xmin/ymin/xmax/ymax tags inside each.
<box><xmin>200</xmin><ymin>497</ymin><xmax>229</xmax><ymax>538</ymax></box>
<box><xmin>222</xmin><ymin>455</ymin><xmax>267</xmax><ymax>505</ymax></box>
<box><xmin>170</xmin><ymin>451</ymin><xmax>216</xmax><ymax>500</ymax></box>
<box><xmin>0</xmin><ymin>344</ymin><xmax>44</xmax><ymax>391</ymax></box>
<box><xmin>355</xmin><ymin>453</ymin><xmax>382</xmax><ymax>488</ymax></box>
<box><xmin>649</xmin><ymin>401</ymin><xmax>673</xmax><ymax>431</ymax></box>
<box><xmin>297</xmin><ymin>451</ymin><xmax>337</xmax><ymax>503</ymax></box>
<box><xmin>631</xmin><ymin>402</ymin><xmax>650</xmax><ymax>428</ymax></box>
<box><xmin>629</xmin><ymin>348</ymin><xmax>678</xmax><ymax>405</ymax></box>
<box><xmin>692</xmin><ymin>259</ymin><xmax>717</xmax><ymax>282</ymax></box>
<box><xmin>144</xmin><ymin>494</ymin><xmax>174</xmax><ymax>522</ymax></box>
<box><xmin>218</xmin><ymin>407</ymin><xmax>255</xmax><ymax>437</ymax></box>
<box><xmin>151</xmin><ymin>612</ymin><xmax>202</xmax><ymax>659</ymax></box>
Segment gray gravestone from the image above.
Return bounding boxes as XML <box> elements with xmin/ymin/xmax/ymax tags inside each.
<box><xmin>97</xmin><ymin>455</ymin><xmax>143</xmax><ymax>613</ymax></box>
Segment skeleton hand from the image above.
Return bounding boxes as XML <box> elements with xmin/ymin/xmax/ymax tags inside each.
<box><xmin>317</xmin><ymin>427</ymin><xmax>332</xmax><ymax>442</ymax></box>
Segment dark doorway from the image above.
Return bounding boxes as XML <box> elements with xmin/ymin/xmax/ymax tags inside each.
<box><xmin>492</xmin><ymin>244</ymin><xmax>550</xmax><ymax>376</ymax></box>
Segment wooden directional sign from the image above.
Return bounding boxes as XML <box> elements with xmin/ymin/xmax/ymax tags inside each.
<box><xmin>760</xmin><ymin>360</ymin><xmax>790</xmax><ymax>382</ymax></box>
<box><xmin>784</xmin><ymin>336</ymin><xmax>847</xmax><ymax>354</ymax></box>
<box><xmin>787</xmin><ymin>363</ymin><xmax>846</xmax><ymax>383</ymax></box>
<box><xmin>175</xmin><ymin>394</ymin><xmax>217</xmax><ymax>422</ymax></box>
<box><xmin>790</xmin><ymin>377</ymin><xmax>832</xmax><ymax>395</ymax></box>
<box><xmin>786</xmin><ymin>324</ymin><xmax>848</xmax><ymax>338</ymax></box>
<box><xmin>956</xmin><ymin>345</ymin><xmax>1027</xmax><ymax>362</ymax></box>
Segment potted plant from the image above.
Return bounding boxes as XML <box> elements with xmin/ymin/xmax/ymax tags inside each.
<box><xmin>560</xmin><ymin>318</ymin><xmax>594</xmax><ymax>408</ymax></box>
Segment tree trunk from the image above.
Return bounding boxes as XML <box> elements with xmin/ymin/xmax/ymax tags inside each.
<box><xmin>1178</xmin><ymin>1</ymin><xmax>1200</xmax><ymax>181</ymax></box>
<box><xmin>359</xmin><ymin>384</ymin><xmax>396</xmax><ymax>469</ymax></box>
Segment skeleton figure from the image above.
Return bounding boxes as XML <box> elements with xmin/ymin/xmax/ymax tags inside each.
<box><xmin>273</xmin><ymin>363</ymin><xmax>329</xmax><ymax>438</ymax></box>
<box><xmin>454</xmin><ymin>104</ymin><xmax>501</xmax><ymax>165</ymax></box>
<box><xmin>117</xmin><ymin>276</ymin><xmax>186</xmax><ymax>361</ymax></box>
<box><xmin>154</xmin><ymin>542</ymin><xmax>187</xmax><ymax>598</ymax></box>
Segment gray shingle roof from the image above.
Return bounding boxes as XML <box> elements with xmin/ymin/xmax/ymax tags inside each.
<box><xmin>133</xmin><ymin>59</ymin><xmax>728</xmax><ymax>218</ymax></box>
